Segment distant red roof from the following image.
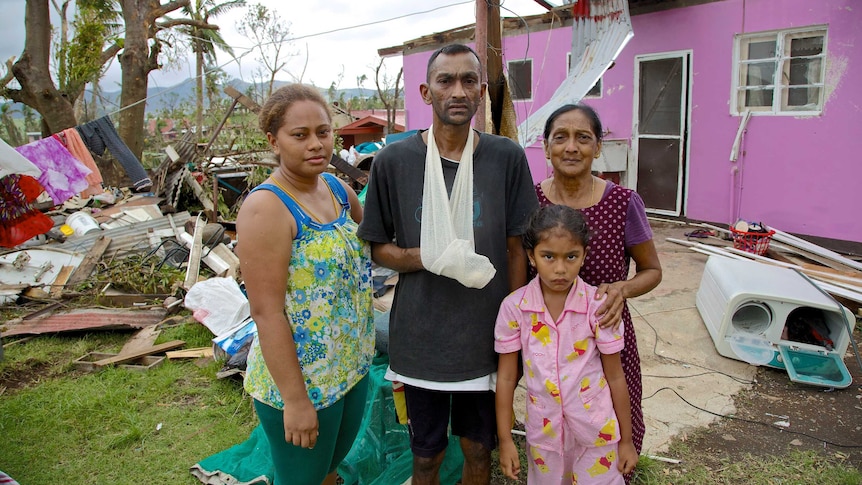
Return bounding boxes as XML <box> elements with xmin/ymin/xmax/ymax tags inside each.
<box><xmin>338</xmin><ymin>115</ymin><xmax>405</xmax><ymax>135</ymax></box>
<box><xmin>349</xmin><ymin>109</ymin><xmax>406</xmax><ymax>127</ymax></box>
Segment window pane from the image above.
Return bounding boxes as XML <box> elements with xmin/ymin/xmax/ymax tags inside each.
<box><xmin>748</xmin><ymin>40</ymin><xmax>776</xmax><ymax>60</ymax></box>
<box><xmin>508</xmin><ymin>61</ymin><xmax>532</xmax><ymax>100</ymax></box>
<box><xmin>639</xmin><ymin>58</ymin><xmax>682</xmax><ymax>135</ymax></box>
<box><xmin>789</xmin><ymin>57</ymin><xmax>822</xmax><ymax>85</ymax></box>
<box><xmin>745</xmin><ymin>88</ymin><xmax>774</xmax><ymax>107</ymax></box>
<box><xmin>790</xmin><ymin>36</ymin><xmax>823</xmax><ymax>56</ymax></box>
<box><xmin>787</xmin><ymin>87</ymin><xmax>820</xmax><ymax>108</ymax></box>
<box><xmin>744</xmin><ymin>61</ymin><xmax>776</xmax><ymax>86</ymax></box>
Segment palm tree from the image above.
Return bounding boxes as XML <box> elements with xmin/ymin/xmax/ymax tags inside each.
<box><xmin>179</xmin><ymin>0</ymin><xmax>245</xmax><ymax>140</ymax></box>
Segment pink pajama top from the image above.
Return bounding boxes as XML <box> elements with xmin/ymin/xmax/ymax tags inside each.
<box><xmin>495</xmin><ymin>276</ymin><xmax>625</xmax><ymax>451</ymax></box>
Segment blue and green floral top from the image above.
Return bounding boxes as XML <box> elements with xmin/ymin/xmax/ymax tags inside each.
<box><xmin>243</xmin><ymin>173</ymin><xmax>374</xmax><ymax>410</ymax></box>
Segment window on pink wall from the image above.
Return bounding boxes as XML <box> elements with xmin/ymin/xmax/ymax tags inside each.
<box><xmin>508</xmin><ymin>59</ymin><xmax>533</xmax><ymax>100</ymax></box>
<box><xmin>567</xmin><ymin>52</ymin><xmax>602</xmax><ymax>98</ymax></box>
<box><xmin>732</xmin><ymin>26</ymin><xmax>827</xmax><ymax>115</ymax></box>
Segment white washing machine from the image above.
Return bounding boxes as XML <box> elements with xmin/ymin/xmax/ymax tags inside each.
<box><xmin>696</xmin><ymin>256</ymin><xmax>856</xmax><ymax>388</ymax></box>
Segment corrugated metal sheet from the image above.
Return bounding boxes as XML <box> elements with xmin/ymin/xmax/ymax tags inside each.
<box><xmin>60</xmin><ymin>211</ymin><xmax>193</xmax><ymax>257</ymax></box>
<box><xmin>517</xmin><ymin>0</ymin><xmax>634</xmax><ymax>147</ymax></box>
<box><xmin>1</xmin><ymin>308</ymin><xmax>167</xmax><ymax>337</ymax></box>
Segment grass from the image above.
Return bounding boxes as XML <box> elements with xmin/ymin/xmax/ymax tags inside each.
<box><xmin>0</xmin><ymin>321</ymin><xmax>257</xmax><ymax>484</ymax></box>
<box><xmin>2</xmin><ymin>323</ymin><xmax>860</xmax><ymax>484</ymax></box>
<box><xmin>631</xmin><ymin>441</ymin><xmax>861</xmax><ymax>485</ymax></box>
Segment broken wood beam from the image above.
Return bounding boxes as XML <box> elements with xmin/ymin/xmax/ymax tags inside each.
<box><xmin>49</xmin><ymin>265</ymin><xmax>75</xmax><ymax>298</ymax></box>
<box><xmin>224</xmin><ymin>85</ymin><xmax>261</xmax><ymax>114</ymax></box>
<box><xmin>769</xmin><ymin>227</ymin><xmax>862</xmax><ymax>273</ymax></box>
<box><xmin>204</xmin><ymin>98</ymin><xmax>240</xmax><ymax>154</ymax></box>
<box><xmin>66</xmin><ymin>235</ymin><xmax>112</xmax><ymax>287</ymax></box>
<box><xmin>92</xmin><ymin>340</ymin><xmax>186</xmax><ymax>367</ymax></box>
<box><xmin>328</xmin><ymin>153</ymin><xmax>368</xmax><ymax>186</ymax></box>
<box><xmin>119</xmin><ymin>325</ymin><xmax>162</xmax><ymax>355</ymax></box>
<box><xmin>165</xmin><ymin>347</ymin><xmax>214</xmax><ymax>359</ymax></box>
<box><xmin>184</xmin><ymin>172</ymin><xmax>216</xmax><ymax>214</ymax></box>
<box><xmin>184</xmin><ymin>215</ymin><xmax>206</xmax><ymax>289</ymax></box>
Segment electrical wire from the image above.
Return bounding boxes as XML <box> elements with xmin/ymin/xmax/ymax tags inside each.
<box><xmin>100</xmin><ymin>1</ymin><xmax>477</xmax><ymax>118</ymax></box>
<box><xmin>643</xmin><ymin>386</ymin><xmax>862</xmax><ymax>449</ymax></box>
<box><xmin>631</xmin><ymin>302</ymin><xmax>756</xmax><ymax>385</ymax></box>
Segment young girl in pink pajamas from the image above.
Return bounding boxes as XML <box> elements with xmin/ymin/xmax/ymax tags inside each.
<box><xmin>495</xmin><ymin>205</ymin><xmax>637</xmax><ymax>484</ymax></box>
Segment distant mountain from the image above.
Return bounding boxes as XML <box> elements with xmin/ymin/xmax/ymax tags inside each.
<box><xmin>1</xmin><ymin>78</ymin><xmax>378</xmax><ymax>119</ymax></box>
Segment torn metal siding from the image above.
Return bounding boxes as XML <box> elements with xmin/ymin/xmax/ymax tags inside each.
<box><xmin>517</xmin><ymin>0</ymin><xmax>634</xmax><ymax>147</ymax></box>
<box><xmin>61</xmin><ymin>211</ymin><xmax>192</xmax><ymax>256</ymax></box>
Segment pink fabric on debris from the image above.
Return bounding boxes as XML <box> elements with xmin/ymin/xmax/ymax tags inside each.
<box><xmin>15</xmin><ymin>136</ymin><xmax>91</xmax><ymax>204</ymax></box>
<box><xmin>56</xmin><ymin>129</ymin><xmax>103</xmax><ymax>198</ymax></box>
<box><xmin>0</xmin><ymin>470</ymin><xmax>22</xmax><ymax>485</ymax></box>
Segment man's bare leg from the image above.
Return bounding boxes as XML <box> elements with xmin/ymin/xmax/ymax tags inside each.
<box><xmin>459</xmin><ymin>437</ymin><xmax>491</xmax><ymax>485</ymax></box>
<box><xmin>412</xmin><ymin>449</ymin><xmax>446</xmax><ymax>485</ymax></box>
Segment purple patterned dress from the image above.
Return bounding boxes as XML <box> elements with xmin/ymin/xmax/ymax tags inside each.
<box><xmin>536</xmin><ymin>182</ymin><xmax>646</xmax><ymax>462</ymax></box>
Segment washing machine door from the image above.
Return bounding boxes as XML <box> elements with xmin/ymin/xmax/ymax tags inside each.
<box><xmin>777</xmin><ymin>344</ymin><xmax>852</xmax><ymax>388</ymax></box>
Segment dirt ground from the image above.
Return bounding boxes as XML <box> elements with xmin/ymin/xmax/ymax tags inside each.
<box><xmin>672</xmin><ymin>345</ymin><xmax>862</xmax><ymax>472</ymax></box>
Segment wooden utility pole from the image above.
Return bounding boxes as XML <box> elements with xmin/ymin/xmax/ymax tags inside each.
<box><xmin>486</xmin><ymin>3</ymin><xmax>504</xmax><ymax>135</ymax></box>
<box><xmin>475</xmin><ymin>0</ymin><xmax>504</xmax><ymax>134</ymax></box>
<box><xmin>475</xmin><ymin>0</ymin><xmax>488</xmax><ymax>132</ymax></box>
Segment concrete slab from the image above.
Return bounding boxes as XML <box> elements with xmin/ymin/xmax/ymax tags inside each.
<box><xmin>635</xmin><ymin>221</ymin><xmax>756</xmax><ymax>454</ymax></box>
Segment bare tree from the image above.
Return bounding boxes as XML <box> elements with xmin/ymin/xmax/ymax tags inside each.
<box><xmin>236</xmin><ymin>3</ymin><xmax>295</xmax><ymax>97</ymax></box>
<box><xmin>178</xmin><ymin>0</ymin><xmax>244</xmax><ymax>140</ymax></box>
<box><xmin>374</xmin><ymin>58</ymin><xmax>403</xmax><ymax>135</ymax></box>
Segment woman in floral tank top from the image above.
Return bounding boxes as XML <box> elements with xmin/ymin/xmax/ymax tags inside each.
<box><xmin>535</xmin><ymin>104</ymin><xmax>662</xmax><ymax>483</ymax></box>
<box><xmin>236</xmin><ymin>84</ymin><xmax>374</xmax><ymax>485</ymax></box>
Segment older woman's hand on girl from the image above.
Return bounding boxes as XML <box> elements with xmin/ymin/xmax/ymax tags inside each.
<box><xmin>595</xmin><ymin>239</ymin><xmax>662</xmax><ymax>330</ymax></box>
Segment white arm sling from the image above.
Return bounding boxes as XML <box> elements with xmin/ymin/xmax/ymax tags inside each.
<box><xmin>419</xmin><ymin>125</ymin><xmax>496</xmax><ymax>289</ymax></box>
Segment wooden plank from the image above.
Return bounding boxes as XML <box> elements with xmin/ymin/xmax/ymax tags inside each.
<box><xmin>66</xmin><ymin>236</ymin><xmax>112</xmax><ymax>286</ymax></box>
<box><xmin>178</xmin><ymin>232</ymin><xmax>233</xmax><ymax>276</ymax></box>
<box><xmin>95</xmin><ymin>292</ymin><xmax>171</xmax><ymax>307</ymax></box>
<box><xmin>770</xmin><ymin>227</ymin><xmax>862</xmax><ymax>272</ymax></box>
<box><xmin>328</xmin><ymin>154</ymin><xmax>368</xmax><ymax>186</ymax></box>
<box><xmin>165</xmin><ymin>347</ymin><xmax>214</xmax><ymax>359</ymax></box>
<box><xmin>183</xmin><ymin>216</ymin><xmax>206</xmax><ymax>289</ymax></box>
<box><xmin>209</xmin><ymin>243</ymin><xmax>239</xmax><ymax>278</ymax></box>
<box><xmin>119</xmin><ymin>325</ymin><xmax>162</xmax><ymax>355</ymax></box>
<box><xmin>224</xmin><ymin>85</ymin><xmax>261</xmax><ymax>113</ymax></box>
<box><xmin>770</xmin><ymin>241</ymin><xmax>862</xmax><ymax>275</ymax></box>
<box><xmin>49</xmin><ymin>265</ymin><xmax>75</xmax><ymax>298</ymax></box>
<box><xmin>92</xmin><ymin>340</ymin><xmax>186</xmax><ymax>367</ymax></box>
<box><xmin>184</xmin><ymin>171</ymin><xmax>215</xmax><ymax>213</ymax></box>
<box><xmin>22</xmin><ymin>287</ymin><xmax>50</xmax><ymax>299</ymax></box>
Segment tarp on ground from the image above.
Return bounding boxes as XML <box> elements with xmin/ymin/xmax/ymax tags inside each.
<box><xmin>190</xmin><ymin>353</ymin><xmax>465</xmax><ymax>485</ymax></box>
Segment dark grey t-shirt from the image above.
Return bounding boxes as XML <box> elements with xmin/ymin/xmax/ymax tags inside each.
<box><xmin>358</xmin><ymin>131</ymin><xmax>539</xmax><ymax>381</ymax></box>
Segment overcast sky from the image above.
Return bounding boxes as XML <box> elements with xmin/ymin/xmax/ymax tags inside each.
<box><xmin>0</xmin><ymin>0</ymin><xmax>550</xmax><ymax>94</ymax></box>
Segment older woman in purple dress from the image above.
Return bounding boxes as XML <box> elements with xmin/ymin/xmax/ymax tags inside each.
<box><xmin>535</xmin><ymin>103</ymin><xmax>662</xmax><ymax>479</ymax></box>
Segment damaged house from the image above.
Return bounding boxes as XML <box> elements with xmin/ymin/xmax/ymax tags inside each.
<box><xmin>380</xmin><ymin>0</ymin><xmax>860</xmax><ymax>250</ymax></box>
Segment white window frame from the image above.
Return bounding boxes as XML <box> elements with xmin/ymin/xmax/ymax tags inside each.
<box><xmin>507</xmin><ymin>59</ymin><xmax>533</xmax><ymax>101</ymax></box>
<box><xmin>568</xmin><ymin>52</ymin><xmax>602</xmax><ymax>98</ymax></box>
<box><xmin>731</xmin><ymin>26</ymin><xmax>828</xmax><ymax>116</ymax></box>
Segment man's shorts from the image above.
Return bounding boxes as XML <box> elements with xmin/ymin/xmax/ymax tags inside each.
<box><xmin>403</xmin><ymin>384</ymin><xmax>497</xmax><ymax>458</ymax></box>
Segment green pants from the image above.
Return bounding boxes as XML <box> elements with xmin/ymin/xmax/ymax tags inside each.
<box><xmin>254</xmin><ymin>376</ymin><xmax>369</xmax><ymax>485</ymax></box>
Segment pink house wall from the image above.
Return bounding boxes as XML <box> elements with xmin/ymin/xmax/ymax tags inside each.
<box><xmin>400</xmin><ymin>0</ymin><xmax>861</xmax><ymax>243</ymax></box>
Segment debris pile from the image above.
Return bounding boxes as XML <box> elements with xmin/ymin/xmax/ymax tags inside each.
<box><xmin>0</xmin><ymin>86</ymin><xmax>387</xmax><ymax>373</ymax></box>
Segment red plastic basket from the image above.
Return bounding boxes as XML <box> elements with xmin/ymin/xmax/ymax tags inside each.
<box><xmin>729</xmin><ymin>227</ymin><xmax>775</xmax><ymax>255</ymax></box>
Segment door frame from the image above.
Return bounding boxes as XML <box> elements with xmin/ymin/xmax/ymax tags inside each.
<box><xmin>629</xmin><ymin>49</ymin><xmax>693</xmax><ymax>217</ymax></box>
